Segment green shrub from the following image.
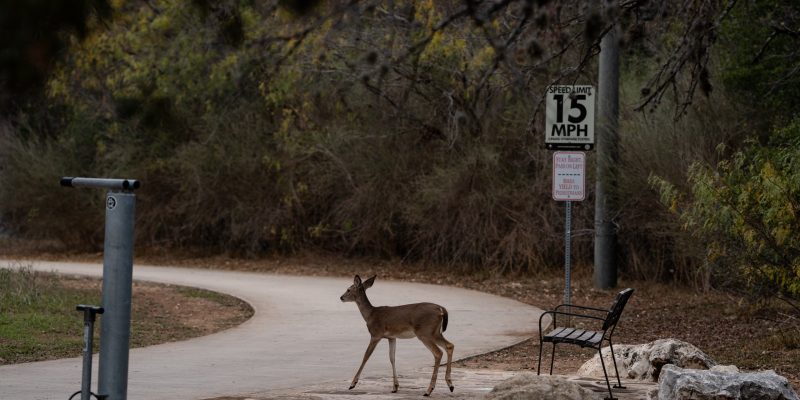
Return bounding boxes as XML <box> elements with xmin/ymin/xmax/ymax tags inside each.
<box><xmin>616</xmin><ymin>78</ymin><xmax>748</xmax><ymax>283</ymax></box>
<box><xmin>653</xmin><ymin>119</ymin><xmax>800</xmax><ymax>298</ymax></box>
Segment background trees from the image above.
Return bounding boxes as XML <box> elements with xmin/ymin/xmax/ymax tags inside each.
<box><xmin>1</xmin><ymin>0</ymin><xmax>797</xmax><ymax>299</ymax></box>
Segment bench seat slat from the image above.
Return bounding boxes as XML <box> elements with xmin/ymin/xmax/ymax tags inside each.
<box><xmin>574</xmin><ymin>330</ymin><xmax>601</xmax><ymax>346</ymax></box>
<box><xmin>542</xmin><ymin>327</ymin><xmax>571</xmax><ymax>341</ymax></box>
<box><xmin>566</xmin><ymin>329</ymin><xmax>584</xmax><ymax>340</ymax></box>
<box><xmin>543</xmin><ymin>327</ymin><xmax>603</xmax><ymax>347</ymax></box>
<box><xmin>543</xmin><ymin>327</ymin><xmax>571</xmax><ymax>341</ymax></box>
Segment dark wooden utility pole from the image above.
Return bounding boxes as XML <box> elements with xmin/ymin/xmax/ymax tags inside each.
<box><xmin>594</xmin><ymin>12</ymin><xmax>620</xmax><ymax>289</ymax></box>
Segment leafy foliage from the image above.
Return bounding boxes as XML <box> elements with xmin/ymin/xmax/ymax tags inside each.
<box><xmin>617</xmin><ymin>81</ymin><xmax>747</xmax><ymax>284</ymax></box>
<box><xmin>0</xmin><ymin>0</ymin><xmax>111</xmax><ymax>113</ymax></box>
<box><xmin>653</xmin><ymin>120</ymin><xmax>800</xmax><ymax>297</ymax></box>
<box><xmin>718</xmin><ymin>0</ymin><xmax>800</xmax><ymax>125</ymax></box>
<box><xmin>3</xmin><ymin>0</ymin><xmax>600</xmax><ymax>271</ymax></box>
<box><xmin>1</xmin><ymin>0</ymin><xmax>795</xmax><ymax>281</ymax></box>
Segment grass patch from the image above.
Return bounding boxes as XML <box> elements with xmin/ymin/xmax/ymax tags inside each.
<box><xmin>0</xmin><ymin>266</ymin><xmax>99</xmax><ymax>363</ymax></box>
<box><xmin>0</xmin><ymin>266</ymin><xmax>252</xmax><ymax>364</ymax></box>
<box><xmin>177</xmin><ymin>286</ymin><xmax>241</xmax><ymax>307</ymax></box>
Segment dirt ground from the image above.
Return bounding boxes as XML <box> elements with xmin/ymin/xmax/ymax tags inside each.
<box><xmin>136</xmin><ymin>252</ymin><xmax>800</xmax><ymax>392</ymax></box>
<box><xmin>6</xmin><ymin>248</ymin><xmax>799</xmax><ymax>392</ymax></box>
<box><xmin>60</xmin><ymin>277</ymin><xmax>253</xmax><ymax>345</ymax></box>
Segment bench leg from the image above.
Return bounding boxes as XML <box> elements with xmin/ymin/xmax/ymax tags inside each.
<box><xmin>536</xmin><ymin>341</ymin><xmax>558</xmax><ymax>376</ymax></box>
<box><xmin>609</xmin><ymin>342</ymin><xmax>626</xmax><ymax>389</ymax></box>
<box><xmin>537</xmin><ymin>340</ymin><xmax>544</xmax><ymax>375</ymax></box>
<box><xmin>597</xmin><ymin>347</ymin><xmax>616</xmax><ymax>400</ymax></box>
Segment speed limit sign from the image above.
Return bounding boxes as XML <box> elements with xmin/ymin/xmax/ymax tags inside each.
<box><xmin>545</xmin><ymin>85</ymin><xmax>595</xmax><ymax>151</ymax></box>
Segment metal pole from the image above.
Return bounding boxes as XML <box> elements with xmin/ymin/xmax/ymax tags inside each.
<box><xmin>97</xmin><ymin>191</ymin><xmax>136</xmax><ymax>400</ymax></box>
<box><xmin>564</xmin><ymin>201</ymin><xmax>572</xmax><ymax>307</ymax></box>
<box><xmin>81</xmin><ymin>316</ymin><xmax>93</xmax><ymax>400</ymax></box>
<box><xmin>76</xmin><ymin>305</ymin><xmax>103</xmax><ymax>400</ymax></box>
<box><xmin>594</xmin><ymin>11</ymin><xmax>620</xmax><ymax>290</ymax></box>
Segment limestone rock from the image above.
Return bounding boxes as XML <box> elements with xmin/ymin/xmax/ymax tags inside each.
<box><xmin>710</xmin><ymin>365</ymin><xmax>740</xmax><ymax>374</ymax></box>
<box><xmin>656</xmin><ymin>364</ymin><xmax>799</xmax><ymax>400</ymax></box>
<box><xmin>487</xmin><ymin>373</ymin><xmax>602</xmax><ymax>400</ymax></box>
<box><xmin>577</xmin><ymin>339</ymin><xmax>717</xmax><ymax>382</ymax></box>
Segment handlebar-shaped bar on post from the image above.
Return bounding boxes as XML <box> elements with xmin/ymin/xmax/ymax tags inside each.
<box><xmin>60</xmin><ymin>177</ymin><xmax>140</xmax><ymax>191</ymax></box>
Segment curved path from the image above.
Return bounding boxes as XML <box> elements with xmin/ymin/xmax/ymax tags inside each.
<box><xmin>0</xmin><ymin>260</ymin><xmax>541</xmax><ymax>400</ymax></box>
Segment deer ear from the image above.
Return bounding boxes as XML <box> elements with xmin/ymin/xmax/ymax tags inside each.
<box><xmin>363</xmin><ymin>275</ymin><xmax>376</xmax><ymax>289</ymax></box>
<box><xmin>354</xmin><ymin>275</ymin><xmax>362</xmax><ymax>286</ymax></box>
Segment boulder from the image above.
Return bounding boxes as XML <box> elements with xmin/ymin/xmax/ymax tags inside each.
<box><xmin>655</xmin><ymin>364</ymin><xmax>799</xmax><ymax>400</ymax></box>
<box><xmin>710</xmin><ymin>365</ymin><xmax>741</xmax><ymax>374</ymax></box>
<box><xmin>486</xmin><ymin>373</ymin><xmax>601</xmax><ymax>400</ymax></box>
<box><xmin>577</xmin><ymin>339</ymin><xmax>717</xmax><ymax>382</ymax></box>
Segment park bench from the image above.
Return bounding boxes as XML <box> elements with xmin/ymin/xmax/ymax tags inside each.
<box><xmin>537</xmin><ymin>288</ymin><xmax>634</xmax><ymax>400</ymax></box>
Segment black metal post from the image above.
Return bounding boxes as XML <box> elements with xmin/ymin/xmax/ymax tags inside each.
<box><xmin>75</xmin><ymin>305</ymin><xmax>104</xmax><ymax>400</ymax></box>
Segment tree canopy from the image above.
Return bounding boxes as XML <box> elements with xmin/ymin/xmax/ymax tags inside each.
<box><xmin>1</xmin><ymin>0</ymin><xmax>798</xmax><ymax>288</ymax></box>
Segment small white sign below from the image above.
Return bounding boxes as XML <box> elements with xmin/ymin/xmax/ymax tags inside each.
<box><xmin>552</xmin><ymin>152</ymin><xmax>586</xmax><ymax>201</ymax></box>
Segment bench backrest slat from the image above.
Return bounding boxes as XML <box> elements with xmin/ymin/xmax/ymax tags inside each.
<box><xmin>602</xmin><ymin>288</ymin><xmax>635</xmax><ymax>331</ymax></box>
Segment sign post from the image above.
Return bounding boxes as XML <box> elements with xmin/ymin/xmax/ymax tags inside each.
<box><xmin>545</xmin><ymin>84</ymin><xmax>593</xmax><ymax>311</ymax></box>
<box><xmin>552</xmin><ymin>152</ymin><xmax>586</xmax><ymax>309</ymax></box>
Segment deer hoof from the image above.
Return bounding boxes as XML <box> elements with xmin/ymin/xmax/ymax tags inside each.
<box><xmin>423</xmin><ymin>393</ymin><xmax>430</xmax><ymax>397</ymax></box>
<box><xmin>449</xmin><ymin>385</ymin><xmax>454</xmax><ymax>392</ymax></box>
<box><xmin>349</xmin><ymin>385</ymin><xmax>355</xmax><ymax>390</ymax></box>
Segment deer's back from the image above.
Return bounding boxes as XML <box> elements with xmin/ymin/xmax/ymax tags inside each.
<box><xmin>369</xmin><ymin>302</ymin><xmax>446</xmax><ymax>339</ymax></box>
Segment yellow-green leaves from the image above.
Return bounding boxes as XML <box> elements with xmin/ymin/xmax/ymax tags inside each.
<box><xmin>654</xmin><ymin>119</ymin><xmax>800</xmax><ymax>298</ymax></box>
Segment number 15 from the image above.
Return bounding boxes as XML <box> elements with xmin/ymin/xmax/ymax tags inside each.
<box><xmin>553</xmin><ymin>94</ymin><xmax>587</xmax><ymax>123</ymax></box>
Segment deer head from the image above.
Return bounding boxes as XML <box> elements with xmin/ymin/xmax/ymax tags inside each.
<box><xmin>339</xmin><ymin>275</ymin><xmax>375</xmax><ymax>302</ymax></box>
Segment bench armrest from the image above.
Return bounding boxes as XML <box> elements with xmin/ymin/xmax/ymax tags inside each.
<box><xmin>538</xmin><ymin>310</ymin><xmax>606</xmax><ymax>338</ymax></box>
<box><xmin>554</xmin><ymin>303</ymin><xmax>607</xmax><ymax>313</ymax></box>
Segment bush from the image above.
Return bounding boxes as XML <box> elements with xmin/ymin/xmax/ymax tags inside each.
<box><xmin>616</xmin><ymin>79</ymin><xmax>748</xmax><ymax>283</ymax></box>
<box><xmin>0</xmin><ymin>124</ymin><xmax>104</xmax><ymax>250</ymax></box>
<box><xmin>653</xmin><ymin>119</ymin><xmax>800</xmax><ymax>298</ymax></box>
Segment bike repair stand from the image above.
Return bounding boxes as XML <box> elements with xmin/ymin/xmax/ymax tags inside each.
<box><xmin>71</xmin><ymin>305</ymin><xmax>106</xmax><ymax>400</ymax></box>
<box><xmin>62</xmin><ymin>177</ymin><xmax>139</xmax><ymax>400</ymax></box>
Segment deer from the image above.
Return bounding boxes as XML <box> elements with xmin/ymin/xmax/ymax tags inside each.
<box><xmin>339</xmin><ymin>275</ymin><xmax>455</xmax><ymax>396</ymax></box>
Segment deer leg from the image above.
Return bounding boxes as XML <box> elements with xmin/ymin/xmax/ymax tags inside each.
<box><xmin>418</xmin><ymin>336</ymin><xmax>443</xmax><ymax>396</ymax></box>
<box><xmin>350</xmin><ymin>337</ymin><xmax>380</xmax><ymax>390</ymax></box>
<box><xmin>435</xmin><ymin>336</ymin><xmax>455</xmax><ymax>392</ymax></box>
<box><xmin>388</xmin><ymin>338</ymin><xmax>399</xmax><ymax>392</ymax></box>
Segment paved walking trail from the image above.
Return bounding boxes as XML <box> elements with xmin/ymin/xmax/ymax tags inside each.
<box><xmin>0</xmin><ymin>260</ymin><xmax>542</xmax><ymax>400</ymax></box>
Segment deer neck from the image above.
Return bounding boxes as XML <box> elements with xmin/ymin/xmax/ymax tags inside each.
<box><xmin>354</xmin><ymin>291</ymin><xmax>374</xmax><ymax>320</ymax></box>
